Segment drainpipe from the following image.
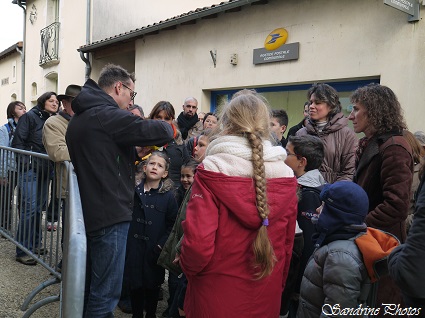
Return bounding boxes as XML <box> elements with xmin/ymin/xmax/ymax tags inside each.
<box><xmin>81</xmin><ymin>0</ymin><xmax>92</xmax><ymax>80</ymax></box>
<box><xmin>15</xmin><ymin>0</ymin><xmax>26</xmax><ymax>102</ymax></box>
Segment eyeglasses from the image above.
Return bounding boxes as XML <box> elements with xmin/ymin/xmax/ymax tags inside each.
<box><xmin>285</xmin><ymin>149</ymin><xmax>302</xmax><ymax>159</ymax></box>
<box><xmin>121</xmin><ymin>82</ymin><xmax>137</xmax><ymax>101</ymax></box>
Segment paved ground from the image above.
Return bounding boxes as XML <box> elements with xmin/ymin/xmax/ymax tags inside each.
<box><xmin>0</xmin><ymin>237</ymin><xmax>168</xmax><ymax>318</ymax></box>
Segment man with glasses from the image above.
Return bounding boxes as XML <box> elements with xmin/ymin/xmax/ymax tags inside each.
<box><xmin>66</xmin><ymin>64</ymin><xmax>173</xmax><ymax>318</ymax></box>
<box><xmin>176</xmin><ymin>97</ymin><xmax>203</xmax><ymax>141</ymax></box>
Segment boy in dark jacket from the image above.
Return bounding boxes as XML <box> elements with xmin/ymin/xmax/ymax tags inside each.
<box><xmin>282</xmin><ymin>135</ymin><xmax>326</xmax><ymax>317</ymax></box>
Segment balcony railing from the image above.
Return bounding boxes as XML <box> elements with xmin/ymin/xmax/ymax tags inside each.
<box><xmin>39</xmin><ymin>22</ymin><xmax>60</xmax><ymax>66</ymax></box>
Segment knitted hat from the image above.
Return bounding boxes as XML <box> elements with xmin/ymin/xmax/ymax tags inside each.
<box><xmin>317</xmin><ymin>181</ymin><xmax>369</xmax><ymax>236</ymax></box>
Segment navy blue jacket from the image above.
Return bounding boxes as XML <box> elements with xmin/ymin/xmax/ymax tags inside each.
<box><xmin>126</xmin><ymin>180</ymin><xmax>178</xmax><ymax>289</ymax></box>
<box><xmin>12</xmin><ymin>105</ymin><xmax>51</xmax><ymax>154</ymax></box>
<box><xmin>12</xmin><ymin>105</ymin><xmax>53</xmax><ymax>172</ymax></box>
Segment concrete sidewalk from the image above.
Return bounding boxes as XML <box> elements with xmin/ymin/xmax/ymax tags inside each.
<box><xmin>0</xmin><ymin>237</ymin><xmax>168</xmax><ymax>318</ymax></box>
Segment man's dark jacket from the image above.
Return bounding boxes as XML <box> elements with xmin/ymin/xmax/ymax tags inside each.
<box><xmin>389</xmin><ymin>176</ymin><xmax>425</xmax><ymax>308</ymax></box>
<box><xmin>66</xmin><ymin>79</ymin><xmax>173</xmax><ymax>233</ymax></box>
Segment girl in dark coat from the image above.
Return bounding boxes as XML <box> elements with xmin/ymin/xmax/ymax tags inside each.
<box><xmin>126</xmin><ymin>151</ymin><xmax>178</xmax><ymax>318</ymax></box>
<box><xmin>148</xmin><ymin>101</ymin><xmax>190</xmax><ymax>317</ymax></box>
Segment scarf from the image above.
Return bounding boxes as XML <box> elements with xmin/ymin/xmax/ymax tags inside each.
<box><xmin>177</xmin><ymin>112</ymin><xmax>199</xmax><ymax>140</ymax></box>
<box><xmin>203</xmin><ymin>135</ymin><xmax>294</xmax><ymax>178</ymax></box>
<box><xmin>312</xmin><ymin>223</ymin><xmax>367</xmax><ymax>248</ymax></box>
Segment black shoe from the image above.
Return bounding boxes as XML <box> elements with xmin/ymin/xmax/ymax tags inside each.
<box><xmin>16</xmin><ymin>255</ymin><xmax>37</xmax><ymax>266</ymax></box>
<box><xmin>118</xmin><ymin>299</ymin><xmax>132</xmax><ymax>314</ymax></box>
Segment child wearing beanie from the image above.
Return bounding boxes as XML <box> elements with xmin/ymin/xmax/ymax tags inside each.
<box><xmin>297</xmin><ymin>181</ymin><xmax>399</xmax><ymax>318</ymax></box>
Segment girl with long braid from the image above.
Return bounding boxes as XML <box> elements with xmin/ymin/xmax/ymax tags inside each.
<box><xmin>180</xmin><ymin>90</ymin><xmax>298</xmax><ymax>317</ymax></box>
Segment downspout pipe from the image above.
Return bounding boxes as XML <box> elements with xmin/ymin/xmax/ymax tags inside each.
<box><xmin>80</xmin><ymin>51</ymin><xmax>91</xmax><ymax>80</ymax></box>
<box><xmin>81</xmin><ymin>0</ymin><xmax>92</xmax><ymax>80</ymax></box>
<box><xmin>15</xmin><ymin>0</ymin><xmax>26</xmax><ymax>102</ymax></box>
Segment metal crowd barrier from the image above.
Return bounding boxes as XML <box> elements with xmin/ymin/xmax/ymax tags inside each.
<box><xmin>0</xmin><ymin>146</ymin><xmax>86</xmax><ymax>317</ymax></box>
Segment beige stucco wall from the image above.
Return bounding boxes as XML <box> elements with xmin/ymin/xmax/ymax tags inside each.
<box><xmin>0</xmin><ymin>52</ymin><xmax>22</xmax><ymax>119</ymax></box>
<box><xmin>132</xmin><ymin>0</ymin><xmax>425</xmax><ymax>132</ymax></box>
<box><xmin>92</xmin><ymin>0</ymin><xmax>221</xmax><ymax>42</ymax></box>
<box><xmin>23</xmin><ymin>0</ymin><xmax>86</xmax><ymax>108</ymax></box>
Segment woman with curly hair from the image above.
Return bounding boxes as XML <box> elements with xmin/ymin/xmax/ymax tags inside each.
<box><xmin>296</xmin><ymin>83</ymin><xmax>357</xmax><ymax>183</ymax></box>
<box><xmin>180</xmin><ymin>89</ymin><xmax>298</xmax><ymax>317</ymax></box>
<box><xmin>349</xmin><ymin>83</ymin><xmax>413</xmax><ymax>313</ymax></box>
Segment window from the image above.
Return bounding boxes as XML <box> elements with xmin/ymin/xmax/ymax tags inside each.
<box><xmin>210</xmin><ymin>79</ymin><xmax>379</xmax><ymax>134</ymax></box>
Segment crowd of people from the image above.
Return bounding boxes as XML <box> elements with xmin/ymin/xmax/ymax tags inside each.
<box><xmin>1</xmin><ymin>63</ymin><xmax>425</xmax><ymax>318</ymax></box>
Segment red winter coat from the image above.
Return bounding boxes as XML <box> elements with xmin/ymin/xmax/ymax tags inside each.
<box><xmin>180</xmin><ymin>168</ymin><xmax>298</xmax><ymax>318</ymax></box>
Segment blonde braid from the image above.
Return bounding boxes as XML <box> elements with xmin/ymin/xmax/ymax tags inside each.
<box><xmin>247</xmin><ymin>132</ymin><xmax>276</xmax><ymax>279</ymax></box>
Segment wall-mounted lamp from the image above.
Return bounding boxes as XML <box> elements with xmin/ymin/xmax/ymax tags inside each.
<box><xmin>210</xmin><ymin>50</ymin><xmax>217</xmax><ymax>68</ymax></box>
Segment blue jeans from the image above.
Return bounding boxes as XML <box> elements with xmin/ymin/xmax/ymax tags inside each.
<box><xmin>84</xmin><ymin>221</ymin><xmax>130</xmax><ymax>318</ymax></box>
<box><xmin>16</xmin><ymin>169</ymin><xmax>49</xmax><ymax>257</ymax></box>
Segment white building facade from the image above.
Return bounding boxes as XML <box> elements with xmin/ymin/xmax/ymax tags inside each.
<box><xmin>81</xmin><ymin>0</ymin><xmax>425</xmax><ymax>132</ymax></box>
<box><xmin>2</xmin><ymin>0</ymin><xmax>424</xmax><ymax>132</ymax></box>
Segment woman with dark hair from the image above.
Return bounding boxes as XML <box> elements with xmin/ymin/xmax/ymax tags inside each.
<box><xmin>148</xmin><ymin>101</ymin><xmax>190</xmax><ymax>189</ymax></box>
<box><xmin>349</xmin><ymin>83</ymin><xmax>413</xmax><ymax>313</ymax></box>
<box><xmin>12</xmin><ymin>92</ymin><xmax>58</xmax><ymax>265</ymax></box>
<box><xmin>0</xmin><ymin>101</ymin><xmax>27</xmax><ymax>149</ymax></box>
<box><xmin>202</xmin><ymin>112</ymin><xmax>218</xmax><ymax>131</ymax></box>
<box><xmin>0</xmin><ymin>101</ymin><xmax>26</xmax><ymax>230</ymax></box>
<box><xmin>0</xmin><ymin>101</ymin><xmax>27</xmax><ymax>176</ymax></box>
<box><xmin>296</xmin><ymin>83</ymin><xmax>357</xmax><ymax>183</ymax></box>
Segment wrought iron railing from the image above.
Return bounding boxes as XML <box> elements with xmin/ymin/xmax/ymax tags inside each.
<box><xmin>39</xmin><ymin>22</ymin><xmax>60</xmax><ymax>66</ymax></box>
